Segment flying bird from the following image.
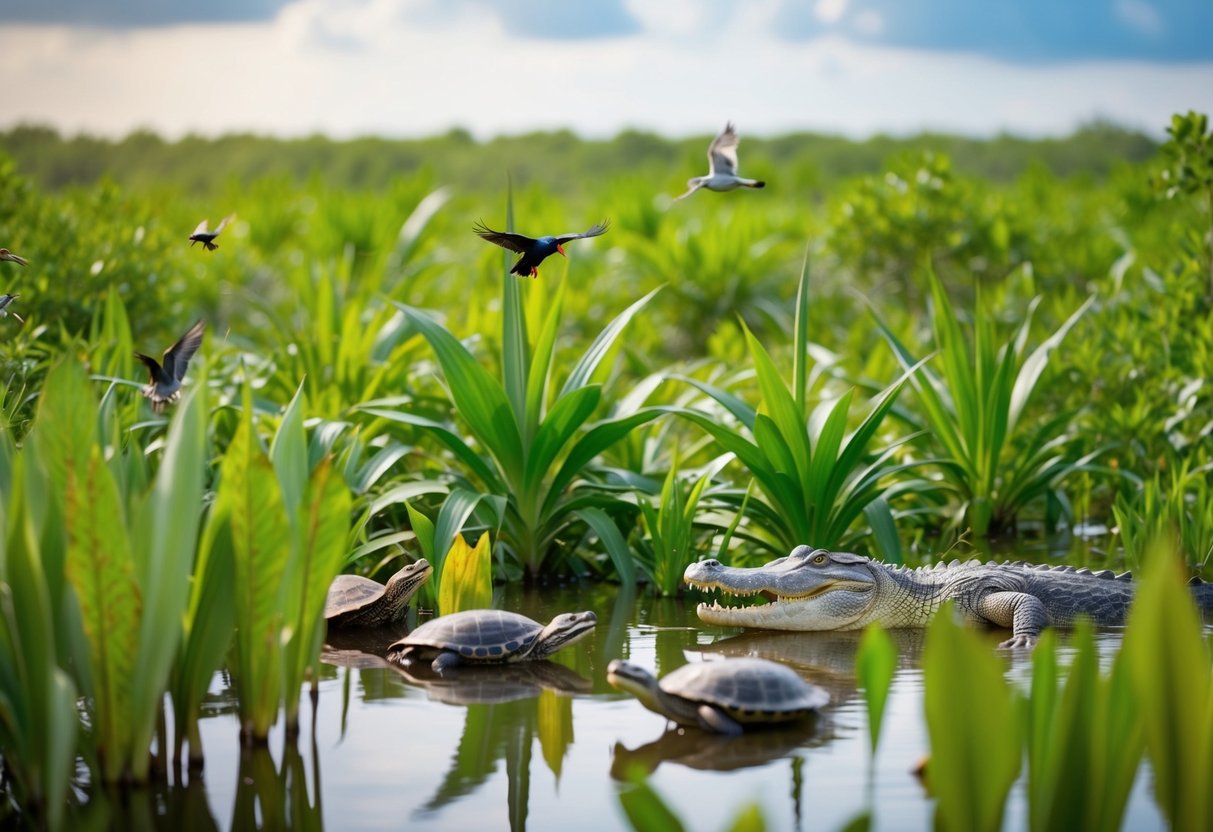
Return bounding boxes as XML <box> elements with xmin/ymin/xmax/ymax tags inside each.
<box><xmin>473</xmin><ymin>219</ymin><xmax>610</xmax><ymax>278</ymax></box>
<box><xmin>188</xmin><ymin>215</ymin><xmax>234</xmax><ymax>251</ymax></box>
<box><xmin>675</xmin><ymin>122</ymin><xmax>766</xmax><ymax>201</ymax></box>
<box><xmin>0</xmin><ymin>248</ymin><xmax>29</xmax><ymax>266</ymax></box>
<box><xmin>0</xmin><ymin>293</ymin><xmax>23</xmax><ymax>324</ymax></box>
<box><xmin>134</xmin><ymin>320</ymin><xmax>205</xmax><ymax>413</ymax></box>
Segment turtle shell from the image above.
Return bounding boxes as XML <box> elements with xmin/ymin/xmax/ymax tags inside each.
<box><xmin>660</xmin><ymin>658</ymin><xmax>829</xmax><ymax>722</ymax></box>
<box><xmin>395</xmin><ymin>610</ymin><xmax>544</xmax><ymax>661</ymax></box>
<box><xmin>325</xmin><ymin>575</ymin><xmax>386</xmax><ymax>620</ymax></box>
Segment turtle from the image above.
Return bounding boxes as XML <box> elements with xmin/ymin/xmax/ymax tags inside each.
<box><xmin>606</xmin><ymin>657</ymin><xmax>830</xmax><ymax>736</ymax></box>
<box><xmin>386</xmin><ymin>609</ymin><xmax>597</xmax><ymax>672</ymax></box>
<box><xmin>324</xmin><ymin>559</ymin><xmax>432</xmax><ymax>629</ymax></box>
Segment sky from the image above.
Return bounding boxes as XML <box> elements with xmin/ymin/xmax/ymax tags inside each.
<box><xmin>1</xmin><ymin>0</ymin><xmax>1212</xmax><ymax>140</ymax></box>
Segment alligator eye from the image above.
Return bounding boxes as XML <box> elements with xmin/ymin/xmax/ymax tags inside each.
<box><xmin>812</xmin><ymin>553</ymin><xmax>827</xmax><ymax>565</ymax></box>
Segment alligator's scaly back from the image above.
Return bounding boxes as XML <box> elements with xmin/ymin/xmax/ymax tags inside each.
<box><xmin>684</xmin><ymin>546</ymin><xmax>1213</xmax><ymax>649</ymax></box>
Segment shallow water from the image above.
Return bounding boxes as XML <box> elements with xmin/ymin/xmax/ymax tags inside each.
<box><xmin>70</xmin><ymin>581</ymin><xmax>1171</xmax><ymax>831</ymax></box>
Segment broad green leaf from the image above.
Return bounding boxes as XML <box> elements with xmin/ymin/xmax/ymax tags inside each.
<box><xmin>617</xmin><ymin>772</ymin><xmax>686</xmax><ymax>832</ymax></box>
<box><xmin>1123</xmin><ymin>542</ymin><xmax>1211</xmax><ymax>832</ymax></box>
<box><xmin>128</xmin><ymin>380</ymin><xmax>208</xmax><ymax>781</ymax></box>
<box><xmin>64</xmin><ymin>446</ymin><xmax>140</xmax><ymax>783</ymax></box>
<box><xmin>394</xmin><ymin>302</ymin><xmax>525</xmax><ymax>485</ymax></box>
<box><xmin>577</xmin><ymin>507</ymin><xmax>636</xmax><ymax>586</ymax></box>
<box><xmin>524</xmin><ymin>385</ymin><xmax>601</xmax><ymax>496</ymax></box>
<box><xmin>438</xmin><ymin>531</ymin><xmax>493</xmax><ymax>615</ymax></box>
<box><xmin>270</xmin><ymin>381</ymin><xmax>308</xmax><ymax>520</ymax></box>
<box><xmin>224</xmin><ymin>415</ymin><xmax>291</xmax><ymax>742</ymax></box>
<box><xmin>560</xmin><ymin>287</ymin><xmax>661</xmax><ymax>396</ymax></box>
<box><xmin>856</xmin><ymin>624</ymin><xmax>896</xmax><ymax>755</ymax></box>
<box><xmin>923</xmin><ymin>604</ymin><xmax>1021</xmax><ymax>832</ymax></box>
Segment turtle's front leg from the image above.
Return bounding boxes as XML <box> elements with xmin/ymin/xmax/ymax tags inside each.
<box><xmin>697</xmin><ymin>705</ymin><xmax>743</xmax><ymax>735</ymax></box>
<box><xmin>431</xmin><ymin>650</ymin><xmax>463</xmax><ymax>672</ymax></box>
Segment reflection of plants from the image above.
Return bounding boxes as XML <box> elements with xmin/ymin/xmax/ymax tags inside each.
<box><xmin>873</xmin><ymin>269</ymin><xmax>1096</xmax><ymax>536</ymax></box>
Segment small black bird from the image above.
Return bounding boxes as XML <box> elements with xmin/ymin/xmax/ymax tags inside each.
<box><xmin>473</xmin><ymin>219</ymin><xmax>610</xmax><ymax>278</ymax></box>
<box><xmin>0</xmin><ymin>293</ymin><xmax>23</xmax><ymax>324</ymax></box>
<box><xmin>135</xmin><ymin>320</ymin><xmax>205</xmax><ymax>413</ymax></box>
<box><xmin>189</xmin><ymin>215</ymin><xmax>234</xmax><ymax>251</ymax></box>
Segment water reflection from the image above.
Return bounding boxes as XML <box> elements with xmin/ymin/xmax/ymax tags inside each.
<box><xmin>231</xmin><ymin>741</ymin><xmax>322</xmax><ymax>832</ymax></box>
<box><xmin>610</xmin><ymin>719</ymin><xmax>825</xmax><ymax>779</ymax></box>
<box><xmin>393</xmin><ymin>660</ymin><xmax>592</xmax><ymax>705</ymax></box>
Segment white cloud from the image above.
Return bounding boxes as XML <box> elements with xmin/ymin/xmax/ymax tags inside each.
<box><xmin>1115</xmin><ymin>0</ymin><xmax>1164</xmax><ymax>37</ymax></box>
<box><xmin>852</xmin><ymin>9</ymin><xmax>884</xmax><ymax>37</ymax></box>
<box><xmin>0</xmin><ymin>0</ymin><xmax>1208</xmax><ymax>140</ymax></box>
<box><xmin>814</xmin><ymin>0</ymin><xmax>849</xmax><ymax>25</ymax></box>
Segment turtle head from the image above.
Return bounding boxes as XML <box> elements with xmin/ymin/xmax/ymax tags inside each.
<box><xmin>532</xmin><ymin>610</ymin><xmax>596</xmax><ymax>658</ymax></box>
<box><xmin>606</xmin><ymin>659</ymin><xmax>657</xmax><ymax>698</ymax></box>
<box><xmin>384</xmin><ymin>558</ymin><xmax>433</xmax><ymax>612</ymax></box>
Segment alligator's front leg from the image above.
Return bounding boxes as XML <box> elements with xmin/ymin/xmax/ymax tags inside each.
<box><xmin>975</xmin><ymin>591</ymin><xmax>1049</xmax><ymax>649</ymax></box>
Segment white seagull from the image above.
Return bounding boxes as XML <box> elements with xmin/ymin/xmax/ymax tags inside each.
<box><xmin>675</xmin><ymin>122</ymin><xmax>766</xmax><ymax>201</ymax></box>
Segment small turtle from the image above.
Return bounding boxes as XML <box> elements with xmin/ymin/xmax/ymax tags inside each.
<box><xmin>607</xmin><ymin>657</ymin><xmax>830</xmax><ymax>736</ymax></box>
<box><xmin>387</xmin><ymin>609</ymin><xmax>597</xmax><ymax>672</ymax></box>
<box><xmin>325</xmin><ymin>559</ymin><xmax>432</xmax><ymax>629</ymax></box>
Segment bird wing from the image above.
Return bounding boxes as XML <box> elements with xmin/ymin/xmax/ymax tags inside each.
<box><xmin>674</xmin><ymin>181</ymin><xmax>704</xmax><ymax>201</ymax></box>
<box><xmin>554</xmin><ymin>220</ymin><xmax>610</xmax><ymax>244</ymax></box>
<box><xmin>213</xmin><ymin>214</ymin><xmax>235</xmax><ymax>235</ymax></box>
<box><xmin>161</xmin><ymin>319</ymin><xmax>206</xmax><ymax>381</ymax></box>
<box><xmin>707</xmin><ymin>122</ymin><xmax>740</xmax><ymax>177</ymax></box>
<box><xmin>473</xmin><ymin>221</ymin><xmax>535</xmax><ymax>254</ymax></box>
<box><xmin>191</xmin><ymin>219</ymin><xmax>210</xmax><ymax>235</ymax></box>
<box><xmin>134</xmin><ymin>351</ymin><xmax>166</xmax><ymax>382</ymax></box>
<box><xmin>0</xmin><ymin>293</ymin><xmax>16</xmax><ymax>308</ymax></box>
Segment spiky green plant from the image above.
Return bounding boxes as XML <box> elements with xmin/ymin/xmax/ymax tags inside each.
<box><xmin>668</xmin><ymin>258</ymin><xmax>920</xmax><ymax>558</ymax></box>
<box><xmin>871</xmin><ymin>268</ymin><xmax>1097</xmax><ymax>536</ymax></box>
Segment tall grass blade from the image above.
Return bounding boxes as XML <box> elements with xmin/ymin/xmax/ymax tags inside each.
<box><xmin>855</xmin><ymin>624</ymin><xmax>896</xmax><ymax>756</ymax></box>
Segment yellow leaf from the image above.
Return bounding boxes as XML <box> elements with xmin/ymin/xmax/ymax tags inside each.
<box><xmin>538</xmin><ymin>688</ymin><xmax>574</xmax><ymax>780</ymax></box>
<box><xmin>438</xmin><ymin>531</ymin><xmax>492</xmax><ymax>615</ymax></box>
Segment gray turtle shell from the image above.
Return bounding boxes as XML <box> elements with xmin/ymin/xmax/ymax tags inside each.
<box><xmin>399</xmin><ymin>609</ymin><xmax>544</xmax><ymax>661</ymax></box>
<box><xmin>325</xmin><ymin>575</ymin><xmax>386</xmax><ymax>619</ymax></box>
<box><xmin>660</xmin><ymin>658</ymin><xmax>830</xmax><ymax>720</ymax></box>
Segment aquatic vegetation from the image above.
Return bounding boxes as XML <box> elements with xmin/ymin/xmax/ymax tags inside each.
<box><xmin>437</xmin><ymin>531</ymin><xmax>493</xmax><ymax>615</ymax></box>
<box><xmin>669</xmin><ymin>260</ymin><xmax>919</xmax><ymax>558</ymax></box>
<box><xmin>633</xmin><ymin>452</ymin><xmax>721</xmax><ymax>596</ymax></box>
<box><xmin>871</xmin><ymin>268</ymin><xmax>1096</xmax><ymax>536</ymax></box>
<box><xmin>855</xmin><ymin>624</ymin><xmax>896</xmax><ymax>757</ymax></box>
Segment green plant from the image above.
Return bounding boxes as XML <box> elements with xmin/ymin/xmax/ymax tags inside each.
<box><xmin>921</xmin><ymin>604</ymin><xmax>1022</xmax><ymax>832</ymax></box>
<box><xmin>29</xmin><ymin>358</ymin><xmax>208</xmax><ymax>784</ymax></box>
<box><xmin>217</xmin><ymin>382</ymin><xmax>352</xmax><ymax>742</ymax></box>
<box><xmin>1122</xmin><ymin>540</ymin><xmax>1213</xmax><ymax>831</ymax></box>
<box><xmin>855</xmin><ymin>624</ymin><xmax>896</xmax><ymax>757</ymax></box>
<box><xmin>0</xmin><ymin>446</ymin><xmax>79</xmax><ymax>829</ymax></box>
<box><xmin>615</xmin><ymin>766</ymin><xmax>766</xmax><ymax>832</ymax></box>
<box><xmin>669</xmin><ymin>258</ymin><xmax>920</xmax><ymax>558</ymax></box>
<box><xmin>872</xmin><ymin>268</ymin><xmax>1097</xmax><ymax>536</ymax></box>
<box><xmin>1113</xmin><ymin>463</ymin><xmax>1213</xmax><ymax>573</ymax></box>
<box><xmin>1024</xmin><ymin>624</ymin><xmax>1142</xmax><ymax>832</ymax></box>
<box><xmin>633</xmin><ymin>452</ymin><xmax>722</xmax><ymax>596</ymax></box>
<box><xmin>361</xmin><ymin>193</ymin><xmax>663</xmax><ymax>579</ymax></box>
<box><xmin>1155</xmin><ymin>111</ymin><xmax>1213</xmax><ymax>299</ymax></box>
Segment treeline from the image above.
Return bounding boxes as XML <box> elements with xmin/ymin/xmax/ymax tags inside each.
<box><xmin>1</xmin><ymin>121</ymin><xmax>1158</xmax><ymax>197</ymax></box>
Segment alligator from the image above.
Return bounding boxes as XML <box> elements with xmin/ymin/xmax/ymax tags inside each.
<box><xmin>683</xmin><ymin>545</ymin><xmax>1213</xmax><ymax>648</ymax></box>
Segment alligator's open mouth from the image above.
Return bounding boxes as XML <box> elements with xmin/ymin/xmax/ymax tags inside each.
<box><xmin>685</xmin><ymin>578</ymin><xmax>874</xmax><ymax>627</ymax></box>
<box><xmin>685</xmin><ymin>578</ymin><xmax>865</xmax><ymax>609</ymax></box>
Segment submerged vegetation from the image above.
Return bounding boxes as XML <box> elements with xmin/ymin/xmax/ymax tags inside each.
<box><xmin>1</xmin><ymin>115</ymin><xmax>1212</xmax><ymax>827</ymax></box>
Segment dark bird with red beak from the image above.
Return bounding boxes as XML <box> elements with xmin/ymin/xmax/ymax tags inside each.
<box><xmin>473</xmin><ymin>219</ymin><xmax>609</xmax><ymax>278</ymax></box>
